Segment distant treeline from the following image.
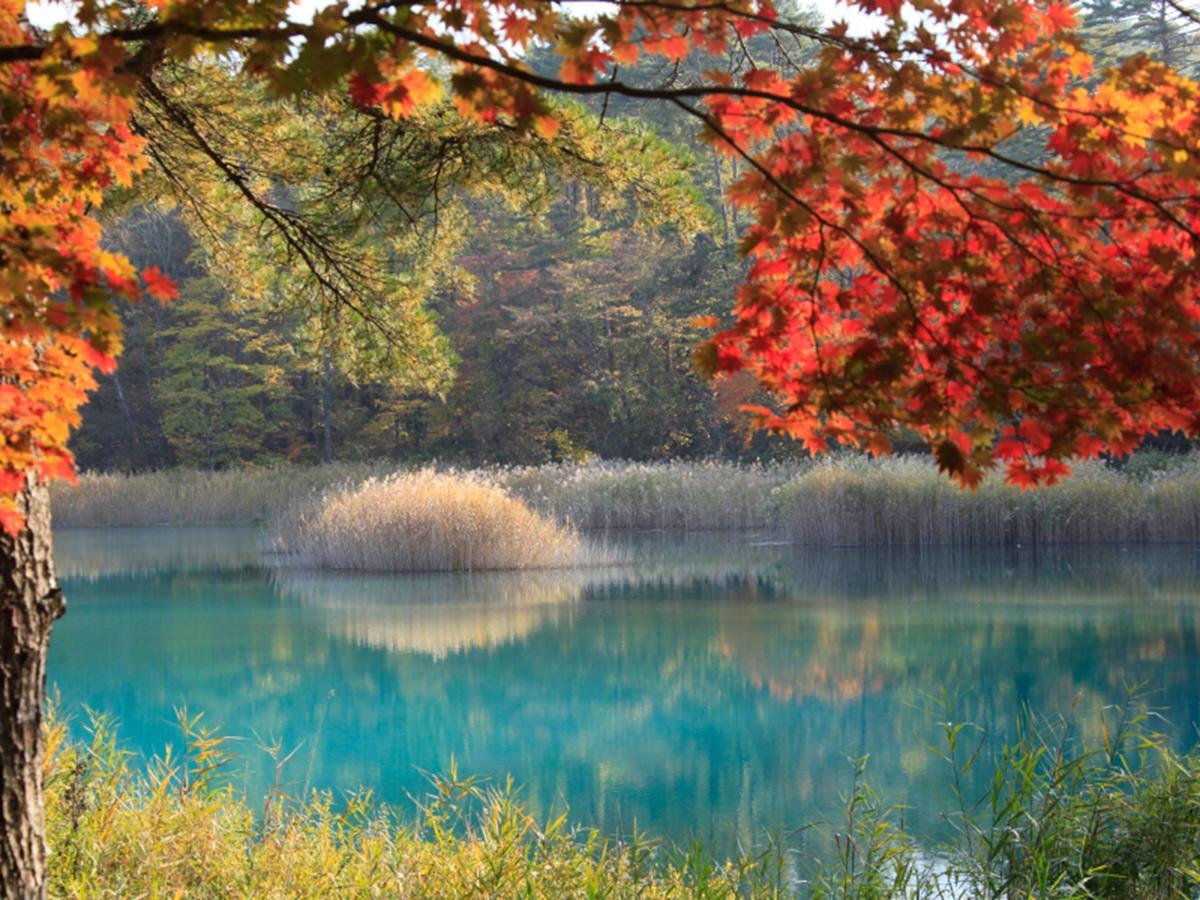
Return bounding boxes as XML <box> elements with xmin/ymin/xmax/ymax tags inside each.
<box><xmin>81</xmin><ymin>200</ymin><xmax>787</xmax><ymax>471</ymax></box>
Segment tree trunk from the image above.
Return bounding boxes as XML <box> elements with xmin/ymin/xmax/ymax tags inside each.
<box><xmin>321</xmin><ymin>346</ymin><xmax>334</xmax><ymax>465</ymax></box>
<box><xmin>0</xmin><ymin>478</ymin><xmax>63</xmax><ymax>900</ymax></box>
<box><xmin>110</xmin><ymin>370</ymin><xmax>138</xmax><ymax>446</ymax></box>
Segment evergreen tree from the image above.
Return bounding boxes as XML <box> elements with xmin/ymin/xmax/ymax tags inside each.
<box><xmin>158</xmin><ymin>279</ymin><xmax>302</xmax><ymax>468</ymax></box>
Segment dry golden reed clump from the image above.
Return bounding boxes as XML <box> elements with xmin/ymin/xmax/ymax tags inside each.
<box><xmin>273</xmin><ymin>470</ymin><xmax>592</xmax><ymax>572</ymax></box>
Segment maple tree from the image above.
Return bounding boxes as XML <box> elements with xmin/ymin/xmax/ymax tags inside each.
<box><xmin>694</xmin><ymin>1</ymin><xmax>1200</xmax><ymax>488</ymax></box>
<box><xmin>4</xmin><ymin>0</ymin><xmax>1200</xmax><ymax>892</ymax></box>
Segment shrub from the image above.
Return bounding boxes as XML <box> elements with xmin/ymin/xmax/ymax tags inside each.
<box><xmin>272</xmin><ymin>470</ymin><xmax>594</xmax><ymax>572</ymax></box>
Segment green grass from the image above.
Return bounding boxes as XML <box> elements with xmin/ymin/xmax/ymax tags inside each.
<box><xmin>45</xmin><ymin>698</ymin><xmax>1200</xmax><ymax>898</ymax></box>
<box><xmin>52</xmin><ymin>453</ymin><xmax>1200</xmax><ymax>546</ymax></box>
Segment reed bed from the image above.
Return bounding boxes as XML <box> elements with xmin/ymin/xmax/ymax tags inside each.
<box><xmin>496</xmin><ymin>460</ymin><xmax>804</xmax><ymax>530</ymax></box>
<box><xmin>774</xmin><ymin>455</ymin><xmax>1200</xmax><ymax>546</ymax></box>
<box><xmin>50</xmin><ymin>463</ymin><xmax>393</xmax><ymax>528</ymax></box>
<box><xmin>52</xmin><ymin>453</ymin><xmax>1200</xmax><ymax>546</ymax></box>
<box><xmin>45</xmin><ymin>699</ymin><xmax>1200</xmax><ymax>897</ymax></box>
<box><xmin>53</xmin><ymin>460</ymin><xmax>804</xmax><ymax>531</ymax></box>
<box><xmin>271</xmin><ymin>470</ymin><xmax>597</xmax><ymax>572</ymax></box>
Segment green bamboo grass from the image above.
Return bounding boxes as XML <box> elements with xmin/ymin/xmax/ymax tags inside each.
<box><xmin>52</xmin><ymin>453</ymin><xmax>1200</xmax><ymax>546</ymax></box>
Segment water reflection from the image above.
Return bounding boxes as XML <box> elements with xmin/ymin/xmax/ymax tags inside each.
<box><xmin>47</xmin><ymin>527</ymin><xmax>1200</xmax><ymax>855</ymax></box>
<box><xmin>275</xmin><ymin>569</ymin><xmax>587</xmax><ymax>659</ymax></box>
<box><xmin>54</xmin><ymin>525</ymin><xmax>263</xmax><ymax>580</ymax></box>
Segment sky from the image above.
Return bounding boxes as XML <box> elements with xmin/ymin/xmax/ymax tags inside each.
<box><xmin>27</xmin><ymin>0</ymin><xmax>884</xmax><ymax>35</ymax></box>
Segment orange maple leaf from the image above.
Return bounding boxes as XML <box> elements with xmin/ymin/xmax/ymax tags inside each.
<box><xmin>141</xmin><ymin>266</ymin><xmax>179</xmax><ymax>302</ymax></box>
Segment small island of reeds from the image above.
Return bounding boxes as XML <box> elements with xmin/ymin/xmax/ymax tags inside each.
<box><xmin>271</xmin><ymin>470</ymin><xmax>599</xmax><ymax>572</ymax></box>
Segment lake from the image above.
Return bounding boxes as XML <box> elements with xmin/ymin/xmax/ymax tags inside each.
<box><xmin>48</xmin><ymin>526</ymin><xmax>1200</xmax><ymax>856</ymax></box>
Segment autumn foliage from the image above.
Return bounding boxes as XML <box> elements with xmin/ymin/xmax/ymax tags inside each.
<box><xmin>0</xmin><ymin>0</ymin><xmax>180</xmax><ymax>532</ymax></box>
<box><xmin>2</xmin><ymin>0</ymin><xmax>1200</xmax><ymax>533</ymax></box>
<box><xmin>698</xmin><ymin>0</ymin><xmax>1200</xmax><ymax>489</ymax></box>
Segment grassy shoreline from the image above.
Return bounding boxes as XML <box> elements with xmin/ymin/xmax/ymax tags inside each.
<box><xmin>47</xmin><ymin>701</ymin><xmax>1200</xmax><ymax>897</ymax></box>
<box><xmin>52</xmin><ymin>454</ymin><xmax>1200</xmax><ymax>546</ymax></box>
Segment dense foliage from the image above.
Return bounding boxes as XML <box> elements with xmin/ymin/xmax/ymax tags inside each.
<box><xmin>75</xmin><ymin>174</ymin><xmax>764</xmax><ymax>468</ymax></box>
<box><xmin>46</xmin><ymin>0</ymin><xmax>1199</xmax><ymax>478</ymax></box>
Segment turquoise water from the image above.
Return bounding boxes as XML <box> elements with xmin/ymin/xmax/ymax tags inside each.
<box><xmin>49</xmin><ymin>527</ymin><xmax>1200</xmax><ymax>853</ymax></box>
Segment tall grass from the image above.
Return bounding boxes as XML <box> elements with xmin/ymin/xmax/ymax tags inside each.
<box><xmin>45</xmin><ymin>699</ymin><xmax>1200</xmax><ymax>897</ymax></box>
<box><xmin>775</xmin><ymin>455</ymin><xmax>1200</xmax><ymax>546</ymax></box>
<box><xmin>497</xmin><ymin>460</ymin><xmax>803</xmax><ymax>530</ymax></box>
<box><xmin>271</xmin><ymin>470</ymin><xmax>598</xmax><ymax>572</ymax></box>
<box><xmin>45</xmin><ymin>712</ymin><xmax>781</xmax><ymax>899</ymax></box>
<box><xmin>51</xmin><ymin>463</ymin><xmax>394</xmax><ymax>528</ymax></box>
<box><xmin>52</xmin><ymin>460</ymin><xmax>803</xmax><ymax>531</ymax></box>
<box><xmin>53</xmin><ymin>453</ymin><xmax>1200</xmax><ymax>546</ymax></box>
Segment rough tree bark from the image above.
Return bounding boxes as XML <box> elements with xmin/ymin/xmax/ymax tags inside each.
<box><xmin>0</xmin><ymin>477</ymin><xmax>64</xmax><ymax>900</ymax></box>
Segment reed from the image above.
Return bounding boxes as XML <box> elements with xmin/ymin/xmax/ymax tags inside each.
<box><xmin>51</xmin><ymin>462</ymin><xmax>393</xmax><ymax>528</ymax></box>
<box><xmin>271</xmin><ymin>470</ymin><xmax>598</xmax><ymax>572</ymax></box>
<box><xmin>496</xmin><ymin>460</ymin><xmax>803</xmax><ymax>530</ymax></box>
<box><xmin>52</xmin><ymin>453</ymin><xmax>1200</xmax><ymax>546</ymax></box>
<box><xmin>772</xmin><ymin>454</ymin><xmax>1200</xmax><ymax>546</ymax></box>
<box><xmin>44</xmin><ymin>712</ymin><xmax>774</xmax><ymax>899</ymax></box>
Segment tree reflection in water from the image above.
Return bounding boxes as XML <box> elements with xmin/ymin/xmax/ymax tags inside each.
<box><xmin>47</xmin><ymin>527</ymin><xmax>1200</xmax><ymax>856</ymax></box>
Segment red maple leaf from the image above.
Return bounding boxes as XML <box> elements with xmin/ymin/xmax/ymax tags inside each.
<box><xmin>141</xmin><ymin>266</ymin><xmax>179</xmax><ymax>302</ymax></box>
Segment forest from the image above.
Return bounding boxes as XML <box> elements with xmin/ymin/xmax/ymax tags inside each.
<box><xmin>72</xmin><ymin>0</ymin><xmax>1193</xmax><ymax>473</ymax></box>
<box><xmin>10</xmin><ymin>0</ymin><xmax>1200</xmax><ymax>896</ymax></box>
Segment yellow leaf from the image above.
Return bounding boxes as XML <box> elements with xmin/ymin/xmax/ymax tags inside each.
<box><xmin>1014</xmin><ymin>98</ymin><xmax>1040</xmax><ymax>127</ymax></box>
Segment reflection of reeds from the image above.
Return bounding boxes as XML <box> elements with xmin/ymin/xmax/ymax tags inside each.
<box><xmin>273</xmin><ymin>568</ymin><xmax>593</xmax><ymax>658</ymax></box>
<box><xmin>53</xmin><ymin>524</ymin><xmax>1200</xmax><ymax>604</ymax></box>
<box><xmin>53</xmin><ymin>525</ymin><xmax>265</xmax><ymax>581</ymax></box>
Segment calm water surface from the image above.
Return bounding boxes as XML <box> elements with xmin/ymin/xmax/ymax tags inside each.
<box><xmin>48</xmin><ymin>526</ymin><xmax>1200</xmax><ymax>853</ymax></box>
